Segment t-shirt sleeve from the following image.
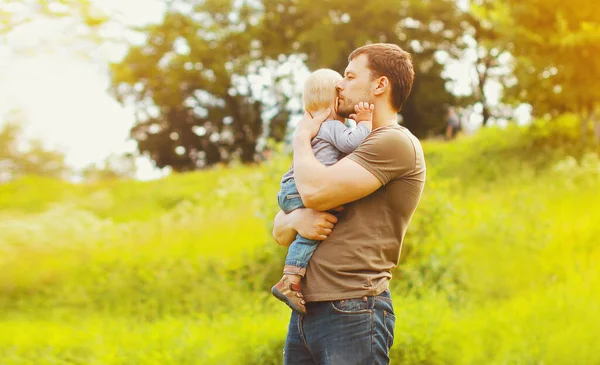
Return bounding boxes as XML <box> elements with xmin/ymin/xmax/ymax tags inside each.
<box><xmin>318</xmin><ymin>121</ymin><xmax>371</xmax><ymax>154</ymax></box>
<box><xmin>346</xmin><ymin>128</ymin><xmax>417</xmax><ymax>185</ymax></box>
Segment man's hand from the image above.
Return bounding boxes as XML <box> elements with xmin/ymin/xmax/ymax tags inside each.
<box><xmin>295</xmin><ymin>208</ymin><xmax>340</xmax><ymax>240</ymax></box>
<box><xmin>272</xmin><ymin>208</ymin><xmax>341</xmax><ymax>247</ymax></box>
<box><xmin>294</xmin><ymin>109</ymin><xmax>332</xmax><ymax>141</ymax></box>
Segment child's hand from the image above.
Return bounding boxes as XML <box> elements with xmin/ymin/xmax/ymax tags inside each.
<box><xmin>295</xmin><ymin>108</ymin><xmax>331</xmax><ymax>140</ymax></box>
<box><xmin>349</xmin><ymin>102</ymin><xmax>374</xmax><ymax>123</ymax></box>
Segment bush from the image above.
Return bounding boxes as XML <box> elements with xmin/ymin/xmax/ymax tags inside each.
<box><xmin>1</xmin><ymin>121</ymin><xmax>599</xmax><ymax>364</ymax></box>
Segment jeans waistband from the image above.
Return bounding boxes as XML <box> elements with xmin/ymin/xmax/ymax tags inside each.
<box><xmin>307</xmin><ymin>289</ymin><xmax>392</xmax><ymax>309</ymax></box>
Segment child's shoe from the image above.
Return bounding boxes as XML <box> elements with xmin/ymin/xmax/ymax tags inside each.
<box><xmin>271</xmin><ymin>275</ymin><xmax>307</xmax><ymax>314</ymax></box>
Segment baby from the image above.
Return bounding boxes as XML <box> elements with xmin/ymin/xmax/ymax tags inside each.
<box><xmin>271</xmin><ymin>68</ymin><xmax>374</xmax><ymax>314</ymax></box>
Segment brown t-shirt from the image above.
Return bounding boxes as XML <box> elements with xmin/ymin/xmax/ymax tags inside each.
<box><xmin>302</xmin><ymin>124</ymin><xmax>426</xmax><ymax>302</ymax></box>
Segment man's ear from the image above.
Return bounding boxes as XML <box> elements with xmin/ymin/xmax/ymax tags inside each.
<box><xmin>373</xmin><ymin>76</ymin><xmax>389</xmax><ymax>96</ymax></box>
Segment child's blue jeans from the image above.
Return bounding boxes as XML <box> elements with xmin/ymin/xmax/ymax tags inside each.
<box><xmin>277</xmin><ymin>178</ymin><xmax>320</xmax><ymax>276</ymax></box>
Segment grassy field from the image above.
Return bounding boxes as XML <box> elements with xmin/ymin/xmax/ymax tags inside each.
<box><xmin>1</xmin><ymin>116</ymin><xmax>599</xmax><ymax>364</ymax></box>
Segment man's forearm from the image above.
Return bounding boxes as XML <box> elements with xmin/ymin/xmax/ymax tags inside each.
<box><xmin>288</xmin><ymin>108</ymin><xmax>382</xmax><ymax>212</ymax></box>
<box><xmin>292</xmin><ymin>131</ymin><xmax>328</xmax><ymax>207</ymax></box>
<box><xmin>272</xmin><ymin>208</ymin><xmax>338</xmax><ymax>246</ymax></box>
<box><xmin>272</xmin><ymin>210</ymin><xmax>297</xmax><ymax>247</ymax></box>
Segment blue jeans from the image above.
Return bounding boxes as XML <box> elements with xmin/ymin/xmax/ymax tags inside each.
<box><xmin>277</xmin><ymin>179</ymin><xmax>320</xmax><ymax>275</ymax></box>
<box><xmin>284</xmin><ymin>290</ymin><xmax>396</xmax><ymax>364</ymax></box>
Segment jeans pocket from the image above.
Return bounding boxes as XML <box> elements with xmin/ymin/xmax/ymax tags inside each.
<box><xmin>330</xmin><ymin>298</ymin><xmax>372</xmax><ymax>314</ymax></box>
<box><xmin>286</xmin><ymin>194</ymin><xmax>301</xmax><ymax>199</ymax></box>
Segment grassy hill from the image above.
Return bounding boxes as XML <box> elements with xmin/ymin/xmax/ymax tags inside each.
<box><xmin>1</xmin><ymin>117</ymin><xmax>599</xmax><ymax>364</ymax></box>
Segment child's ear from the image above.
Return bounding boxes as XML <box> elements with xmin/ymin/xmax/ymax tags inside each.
<box><xmin>334</xmin><ymin>97</ymin><xmax>339</xmax><ymax>114</ymax></box>
<box><xmin>305</xmin><ymin>109</ymin><xmax>314</xmax><ymax>118</ymax></box>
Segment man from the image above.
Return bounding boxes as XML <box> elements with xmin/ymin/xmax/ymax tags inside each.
<box><xmin>272</xmin><ymin>43</ymin><xmax>426</xmax><ymax>364</ymax></box>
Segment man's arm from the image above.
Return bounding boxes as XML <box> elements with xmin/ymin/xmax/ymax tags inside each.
<box><xmin>272</xmin><ymin>209</ymin><xmax>339</xmax><ymax>247</ymax></box>
<box><xmin>272</xmin><ymin>210</ymin><xmax>297</xmax><ymax>247</ymax></box>
<box><xmin>292</xmin><ymin>110</ymin><xmax>416</xmax><ymax>212</ymax></box>
<box><xmin>292</xmin><ymin>108</ymin><xmax>380</xmax><ymax>212</ymax></box>
<box><xmin>293</xmin><ymin>149</ymin><xmax>382</xmax><ymax>211</ymax></box>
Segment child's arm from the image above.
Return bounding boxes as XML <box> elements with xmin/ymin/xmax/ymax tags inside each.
<box><xmin>321</xmin><ymin>102</ymin><xmax>373</xmax><ymax>154</ymax></box>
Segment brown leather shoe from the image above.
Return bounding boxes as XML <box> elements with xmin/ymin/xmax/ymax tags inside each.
<box><xmin>271</xmin><ymin>275</ymin><xmax>307</xmax><ymax>314</ymax></box>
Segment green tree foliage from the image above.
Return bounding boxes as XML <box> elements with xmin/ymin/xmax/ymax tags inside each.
<box><xmin>0</xmin><ymin>109</ymin><xmax>68</xmax><ymax>181</ymax></box>
<box><xmin>505</xmin><ymin>0</ymin><xmax>600</xmax><ymax>141</ymax></box>
<box><xmin>462</xmin><ymin>0</ymin><xmax>513</xmax><ymax>126</ymax></box>
<box><xmin>112</xmin><ymin>0</ymin><xmax>470</xmax><ymax>171</ymax></box>
<box><xmin>261</xmin><ymin>0</ymin><xmax>468</xmax><ymax>137</ymax></box>
<box><xmin>81</xmin><ymin>153</ymin><xmax>137</xmax><ymax>182</ymax></box>
<box><xmin>111</xmin><ymin>1</ymin><xmax>293</xmax><ymax>171</ymax></box>
<box><xmin>0</xmin><ymin>0</ymin><xmax>108</xmax><ymax>38</ymax></box>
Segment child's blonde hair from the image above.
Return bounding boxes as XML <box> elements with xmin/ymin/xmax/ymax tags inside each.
<box><xmin>302</xmin><ymin>69</ymin><xmax>342</xmax><ymax>113</ymax></box>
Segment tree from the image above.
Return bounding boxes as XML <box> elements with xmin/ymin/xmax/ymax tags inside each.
<box><xmin>81</xmin><ymin>153</ymin><xmax>137</xmax><ymax>182</ymax></box>
<box><xmin>0</xmin><ymin>0</ymin><xmax>108</xmax><ymax>42</ymax></box>
<box><xmin>0</xmin><ymin>109</ymin><xmax>69</xmax><ymax>182</ymax></box>
<box><xmin>461</xmin><ymin>0</ymin><xmax>513</xmax><ymax>126</ymax></box>
<box><xmin>0</xmin><ymin>0</ymin><xmax>107</xmax><ymax>29</ymax></box>
<box><xmin>112</xmin><ymin>0</ymin><xmax>471</xmax><ymax>172</ymax></box>
<box><xmin>505</xmin><ymin>0</ymin><xmax>600</xmax><ymax>142</ymax></box>
<box><xmin>111</xmin><ymin>2</ymin><xmax>293</xmax><ymax>171</ymax></box>
<box><xmin>261</xmin><ymin>0</ymin><xmax>469</xmax><ymax>137</ymax></box>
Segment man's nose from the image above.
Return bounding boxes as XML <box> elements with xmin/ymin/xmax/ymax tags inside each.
<box><xmin>336</xmin><ymin>80</ymin><xmax>343</xmax><ymax>91</ymax></box>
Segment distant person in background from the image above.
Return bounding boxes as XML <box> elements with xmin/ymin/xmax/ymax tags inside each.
<box><xmin>271</xmin><ymin>68</ymin><xmax>374</xmax><ymax>315</ymax></box>
<box><xmin>445</xmin><ymin>105</ymin><xmax>460</xmax><ymax>140</ymax></box>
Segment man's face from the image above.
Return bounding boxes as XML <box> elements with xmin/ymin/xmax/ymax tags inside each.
<box><xmin>336</xmin><ymin>54</ymin><xmax>375</xmax><ymax>118</ymax></box>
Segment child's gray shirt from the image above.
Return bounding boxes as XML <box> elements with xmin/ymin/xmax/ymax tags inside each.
<box><xmin>281</xmin><ymin>119</ymin><xmax>371</xmax><ymax>184</ymax></box>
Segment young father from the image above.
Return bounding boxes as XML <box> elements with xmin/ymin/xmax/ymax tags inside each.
<box><xmin>272</xmin><ymin>43</ymin><xmax>427</xmax><ymax>364</ymax></box>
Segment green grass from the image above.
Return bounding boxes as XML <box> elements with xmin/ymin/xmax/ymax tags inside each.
<box><xmin>1</xmin><ymin>116</ymin><xmax>599</xmax><ymax>364</ymax></box>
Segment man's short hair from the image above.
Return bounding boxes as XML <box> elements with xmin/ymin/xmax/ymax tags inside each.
<box><xmin>349</xmin><ymin>43</ymin><xmax>414</xmax><ymax>112</ymax></box>
<box><xmin>303</xmin><ymin>69</ymin><xmax>343</xmax><ymax>113</ymax></box>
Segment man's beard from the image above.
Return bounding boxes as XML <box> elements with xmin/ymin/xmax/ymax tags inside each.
<box><xmin>337</xmin><ymin>92</ymin><xmax>374</xmax><ymax>118</ymax></box>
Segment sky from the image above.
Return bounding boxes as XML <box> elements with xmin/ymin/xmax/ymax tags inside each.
<box><xmin>0</xmin><ymin>0</ymin><xmax>166</xmax><ymax>180</ymax></box>
<box><xmin>0</xmin><ymin>0</ymin><xmax>530</xmax><ymax>181</ymax></box>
